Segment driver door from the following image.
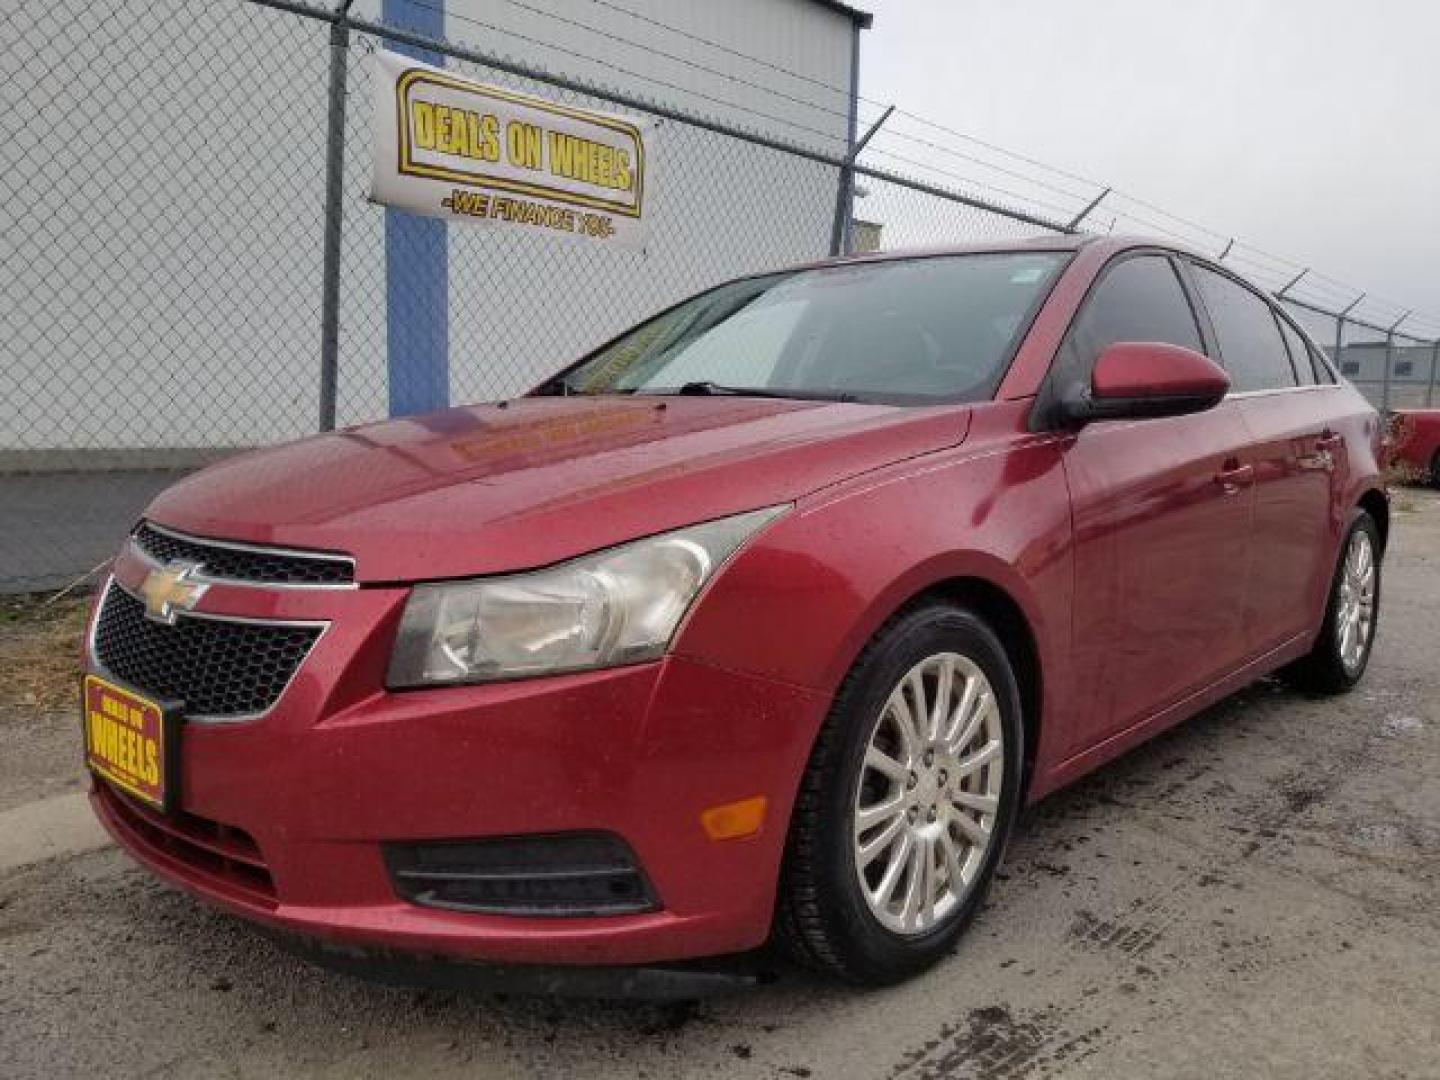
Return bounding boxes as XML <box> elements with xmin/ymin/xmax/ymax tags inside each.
<box><xmin>1055</xmin><ymin>253</ymin><xmax>1255</xmax><ymax>753</ymax></box>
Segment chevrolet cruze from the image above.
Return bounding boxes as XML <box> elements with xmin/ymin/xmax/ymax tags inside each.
<box><xmin>83</xmin><ymin>235</ymin><xmax>1386</xmax><ymax>987</ymax></box>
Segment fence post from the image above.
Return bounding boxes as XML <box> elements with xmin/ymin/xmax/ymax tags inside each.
<box><xmin>829</xmin><ymin>106</ymin><xmax>894</xmax><ymax>257</ymax></box>
<box><xmin>1382</xmin><ymin>313</ymin><xmax>1411</xmax><ymax>411</ymax></box>
<box><xmin>1428</xmin><ymin>340</ymin><xmax>1439</xmax><ymax>408</ymax></box>
<box><xmin>1381</xmin><ymin>332</ymin><xmax>1394</xmax><ymax>411</ymax></box>
<box><xmin>317</xmin><ymin>0</ymin><xmax>354</xmax><ymax>432</ymax></box>
<box><xmin>1065</xmin><ymin>187</ymin><xmax>1109</xmax><ymax>233</ymax></box>
<box><xmin>829</xmin><ymin>25</ymin><xmax>861</xmax><ymax>257</ymax></box>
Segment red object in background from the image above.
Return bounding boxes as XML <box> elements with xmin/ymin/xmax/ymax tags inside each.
<box><xmin>84</xmin><ymin>235</ymin><xmax>1387</xmax><ymax>972</ymax></box>
<box><xmin>1389</xmin><ymin>409</ymin><xmax>1440</xmax><ymax>484</ymax></box>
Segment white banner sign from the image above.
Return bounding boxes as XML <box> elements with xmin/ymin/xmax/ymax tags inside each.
<box><xmin>371</xmin><ymin>51</ymin><xmax>655</xmax><ymax>249</ymax></box>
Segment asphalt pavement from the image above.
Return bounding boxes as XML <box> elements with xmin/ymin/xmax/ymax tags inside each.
<box><xmin>0</xmin><ymin>470</ymin><xmax>191</xmax><ymax>592</ymax></box>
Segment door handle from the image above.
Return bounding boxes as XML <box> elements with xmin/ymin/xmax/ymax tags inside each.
<box><xmin>1214</xmin><ymin>459</ymin><xmax>1254</xmax><ymax>494</ymax></box>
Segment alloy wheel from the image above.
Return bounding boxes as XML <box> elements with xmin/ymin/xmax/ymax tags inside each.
<box><xmin>1336</xmin><ymin>528</ymin><xmax>1377</xmax><ymax>674</ymax></box>
<box><xmin>852</xmin><ymin>652</ymin><xmax>1004</xmax><ymax>935</ymax></box>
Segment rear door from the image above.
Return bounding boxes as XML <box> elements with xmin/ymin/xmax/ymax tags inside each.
<box><xmin>1186</xmin><ymin>262</ymin><xmax>1342</xmax><ymax>654</ymax></box>
<box><xmin>1057</xmin><ymin>253</ymin><xmax>1255</xmax><ymax>752</ymax></box>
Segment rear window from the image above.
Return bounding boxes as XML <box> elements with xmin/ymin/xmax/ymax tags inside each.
<box><xmin>554</xmin><ymin>252</ymin><xmax>1069</xmax><ymax>405</ymax></box>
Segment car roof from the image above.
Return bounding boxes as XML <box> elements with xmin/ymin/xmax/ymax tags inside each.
<box><xmin>796</xmin><ymin>234</ymin><xmax>1209</xmax><ymax>271</ymax></box>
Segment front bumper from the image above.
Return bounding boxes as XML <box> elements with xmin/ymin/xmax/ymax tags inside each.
<box><xmin>90</xmin><ymin>553</ymin><xmax>829</xmax><ymax>966</ymax></box>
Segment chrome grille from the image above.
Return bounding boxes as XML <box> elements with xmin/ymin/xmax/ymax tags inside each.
<box><xmin>132</xmin><ymin>523</ymin><xmax>354</xmax><ymax>586</ymax></box>
<box><xmin>91</xmin><ymin>582</ymin><xmax>323</xmax><ymax>720</ymax></box>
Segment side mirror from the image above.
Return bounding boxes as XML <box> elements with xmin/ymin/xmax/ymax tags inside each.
<box><xmin>1061</xmin><ymin>341</ymin><xmax>1230</xmax><ymax>424</ymax></box>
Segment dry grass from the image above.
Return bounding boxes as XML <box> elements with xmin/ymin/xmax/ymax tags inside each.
<box><xmin>0</xmin><ymin>594</ymin><xmax>91</xmax><ymax>716</ymax></box>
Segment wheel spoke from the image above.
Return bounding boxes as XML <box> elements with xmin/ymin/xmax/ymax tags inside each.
<box><xmin>887</xmin><ymin>691</ymin><xmax>918</xmax><ymax>764</ymax></box>
<box><xmin>906</xmin><ymin>671</ymin><xmax>930</xmax><ymax>745</ymax></box>
<box><xmin>951</xmin><ymin>808</ymin><xmax>991</xmax><ymax>846</ymax></box>
<box><xmin>856</xmin><ymin>793</ymin><xmax>904</xmax><ymax>833</ymax></box>
<box><xmin>872</xmin><ymin>831</ymin><xmax>913</xmax><ymax>909</ymax></box>
<box><xmin>857</xmin><ymin>812</ymin><xmax>906</xmax><ymax>869</ymax></box>
<box><xmin>952</xmin><ymin>790</ymin><xmax>998</xmax><ymax>815</ymax></box>
<box><xmin>938</xmin><ymin>825</ymin><xmax>967</xmax><ymax>889</ymax></box>
<box><xmin>944</xmin><ymin>672</ymin><xmax>979</xmax><ymax>748</ymax></box>
<box><xmin>947</xmin><ymin>690</ymin><xmax>991</xmax><ymax>756</ymax></box>
<box><xmin>930</xmin><ymin>659</ymin><xmax>954</xmax><ymax>743</ymax></box>
<box><xmin>921</xmin><ymin>837</ymin><xmax>938</xmax><ymax>927</ymax></box>
<box><xmin>900</xmin><ymin>838</ymin><xmax>926</xmax><ymax>929</ymax></box>
<box><xmin>865</xmin><ymin>745</ymin><xmax>908</xmax><ymax>783</ymax></box>
<box><xmin>954</xmin><ymin>739</ymin><xmax>1002</xmax><ymax>778</ymax></box>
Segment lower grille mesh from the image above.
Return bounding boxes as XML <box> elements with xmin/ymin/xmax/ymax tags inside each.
<box><xmin>92</xmin><ymin>584</ymin><xmax>322</xmax><ymax>718</ymax></box>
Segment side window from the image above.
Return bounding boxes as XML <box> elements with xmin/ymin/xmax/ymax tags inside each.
<box><xmin>1191</xmin><ymin>265</ymin><xmax>1297</xmax><ymax>392</ymax></box>
<box><xmin>1276</xmin><ymin>315</ymin><xmax>1317</xmax><ymax>386</ymax></box>
<box><xmin>1068</xmin><ymin>255</ymin><xmax>1204</xmax><ymax>368</ymax></box>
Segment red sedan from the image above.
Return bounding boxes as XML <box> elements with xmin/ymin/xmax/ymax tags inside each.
<box><xmin>1390</xmin><ymin>408</ymin><xmax>1440</xmax><ymax>485</ymax></box>
<box><xmin>83</xmin><ymin>236</ymin><xmax>1386</xmax><ymax>988</ymax></box>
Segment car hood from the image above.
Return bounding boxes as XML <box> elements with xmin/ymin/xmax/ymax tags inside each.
<box><xmin>146</xmin><ymin>396</ymin><xmax>970</xmax><ymax>582</ymax></box>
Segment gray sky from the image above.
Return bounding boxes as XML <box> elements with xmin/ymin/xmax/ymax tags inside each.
<box><xmin>857</xmin><ymin>0</ymin><xmax>1440</xmax><ymax>333</ymax></box>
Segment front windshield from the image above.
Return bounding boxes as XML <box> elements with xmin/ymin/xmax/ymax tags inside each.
<box><xmin>549</xmin><ymin>252</ymin><xmax>1068</xmax><ymax>405</ymax></box>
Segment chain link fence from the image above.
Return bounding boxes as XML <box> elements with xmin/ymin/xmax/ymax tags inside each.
<box><xmin>2</xmin><ymin>0</ymin><xmax>1437</xmax><ymax>591</ymax></box>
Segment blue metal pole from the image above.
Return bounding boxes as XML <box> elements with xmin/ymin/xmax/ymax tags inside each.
<box><xmin>383</xmin><ymin>0</ymin><xmax>448</xmax><ymax>418</ymax></box>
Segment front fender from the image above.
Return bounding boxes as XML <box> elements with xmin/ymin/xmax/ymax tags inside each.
<box><xmin>672</xmin><ymin>401</ymin><xmax>1076</xmax><ymax>750</ymax></box>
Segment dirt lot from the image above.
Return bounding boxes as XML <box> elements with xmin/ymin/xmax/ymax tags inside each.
<box><xmin>2</xmin><ymin>491</ymin><xmax>1437</xmax><ymax>1079</ymax></box>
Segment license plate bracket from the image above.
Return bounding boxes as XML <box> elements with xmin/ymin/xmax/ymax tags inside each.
<box><xmin>82</xmin><ymin>674</ymin><xmax>181</xmax><ymax>814</ymax></box>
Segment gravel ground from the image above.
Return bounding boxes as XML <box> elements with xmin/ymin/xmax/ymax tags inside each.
<box><xmin>2</xmin><ymin>491</ymin><xmax>1438</xmax><ymax>1079</ymax></box>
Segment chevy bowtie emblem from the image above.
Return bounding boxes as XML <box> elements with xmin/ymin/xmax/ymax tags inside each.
<box><xmin>140</xmin><ymin>560</ymin><xmax>209</xmax><ymax>625</ymax></box>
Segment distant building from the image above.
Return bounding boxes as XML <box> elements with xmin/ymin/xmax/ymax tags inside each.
<box><xmin>1325</xmin><ymin>340</ymin><xmax>1436</xmax><ymax>384</ymax></box>
<box><xmin>1322</xmin><ymin>340</ymin><xmax>1437</xmax><ymax>408</ymax></box>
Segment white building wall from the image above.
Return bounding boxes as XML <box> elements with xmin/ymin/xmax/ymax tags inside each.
<box><xmin>3</xmin><ymin>0</ymin><xmax>861</xmax><ymax>452</ymax></box>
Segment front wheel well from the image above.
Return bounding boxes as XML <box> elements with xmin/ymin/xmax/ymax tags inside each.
<box><xmin>1357</xmin><ymin>488</ymin><xmax>1390</xmax><ymax>553</ymax></box>
<box><xmin>905</xmin><ymin>578</ymin><xmax>1042</xmax><ymax>795</ymax></box>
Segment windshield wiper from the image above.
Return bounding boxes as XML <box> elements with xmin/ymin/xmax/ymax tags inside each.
<box><xmin>532</xmin><ymin>377</ymin><xmax>635</xmax><ymax>397</ymax></box>
<box><xmin>664</xmin><ymin>381</ymin><xmax>858</xmax><ymax>403</ymax></box>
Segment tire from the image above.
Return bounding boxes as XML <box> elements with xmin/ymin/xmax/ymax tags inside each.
<box><xmin>1279</xmin><ymin>508</ymin><xmax>1382</xmax><ymax>695</ymax></box>
<box><xmin>776</xmin><ymin>601</ymin><xmax>1025</xmax><ymax>985</ymax></box>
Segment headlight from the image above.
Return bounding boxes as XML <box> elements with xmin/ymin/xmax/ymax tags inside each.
<box><xmin>387</xmin><ymin>506</ymin><xmax>788</xmax><ymax>687</ymax></box>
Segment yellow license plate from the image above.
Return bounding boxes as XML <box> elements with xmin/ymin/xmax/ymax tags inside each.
<box><xmin>83</xmin><ymin>674</ymin><xmax>172</xmax><ymax>811</ymax></box>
